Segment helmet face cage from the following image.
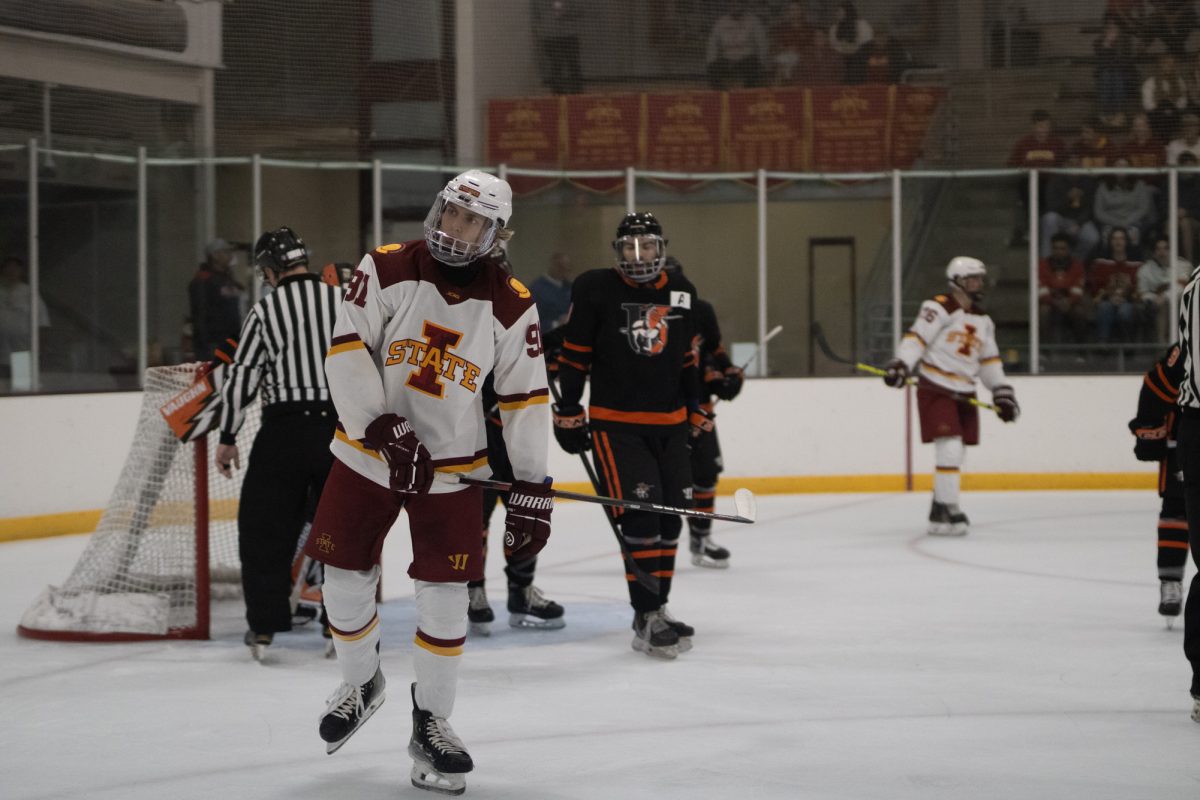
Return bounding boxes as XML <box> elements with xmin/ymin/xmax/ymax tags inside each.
<box><xmin>254</xmin><ymin>227</ymin><xmax>308</xmax><ymax>277</ymax></box>
<box><xmin>945</xmin><ymin>257</ymin><xmax>987</xmax><ymax>299</ymax></box>
<box><xmin>613</xmin><ymin>234</ymin><xmax>667</xmax><ymax>282</ymax></box>
<box><xmin>423</xmin><ymin>196</ymin><xmax>499</xmax><ymax>267</ymax></box>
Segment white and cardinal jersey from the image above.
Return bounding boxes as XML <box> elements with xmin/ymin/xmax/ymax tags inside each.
<box><xmin>894</xmin><ymin>293</ymin><xmax>1008</xmax><ymax>394</ymax></box>
<box><xmin>324</xmin><ymin>240</ymin><xmax>549</xmax><ymax>493</ymax></box>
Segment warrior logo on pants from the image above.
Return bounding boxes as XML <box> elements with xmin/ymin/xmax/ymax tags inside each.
<box><xmin>620</xmin><ymin>303</ymin><xmax>679</xmax><ymax>356</ymax></box>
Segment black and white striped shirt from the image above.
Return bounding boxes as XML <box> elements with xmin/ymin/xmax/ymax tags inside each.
<box><xmin>1179</xmin><ymin>265</ymin><xmax>1200</xmax><ymax>410</ymax></box>
<box><xmin>219</xmin><ymin>273</ymin><xmax>342</xmax><ymax>442</ymax></box>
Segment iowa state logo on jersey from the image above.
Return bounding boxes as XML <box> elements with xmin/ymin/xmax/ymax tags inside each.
<box><xmin>620</xmin><ymin>303</ymin><xmax>680</xmax><ymax>356</ymax></box>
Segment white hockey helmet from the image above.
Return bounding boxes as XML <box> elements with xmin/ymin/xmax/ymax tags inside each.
<box><xmin>424</xmin><ymin>169</ymin><xmax>513</xmax><ymax>266</ymax></box>
<box><xmin>946</xmin><ymin>256</ymin><xmax>987</xmax><ymax>301</ymax></box>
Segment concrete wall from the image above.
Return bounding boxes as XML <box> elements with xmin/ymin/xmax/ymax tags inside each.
<box><xmin>0</xmin><ymin>374</ymin><xmax>1154</xmax><ymax>529</ymax></box>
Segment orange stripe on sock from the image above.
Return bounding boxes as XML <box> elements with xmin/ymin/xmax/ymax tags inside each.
<box><xmin>1158</xmin><ymin>540</ymin><xmax>1190</xmax><ymax>549</ymax></box>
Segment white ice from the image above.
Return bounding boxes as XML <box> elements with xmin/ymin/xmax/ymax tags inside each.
<box><xmin>3</xmin><ymin>490</ymin><xmax>1199</xmax><ymax>799</ymax></box>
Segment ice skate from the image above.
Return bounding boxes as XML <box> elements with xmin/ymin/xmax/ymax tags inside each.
<box><xmin>1159</xmin><ymin>580</ymin><xmax>1183</xmax><ymax>629</ymax></box>
<box><xmin>928</xmin><ymin>501</ymin><xmax>966</xmax><ymax>536</ymax></box>
<box><xmin>507</xmin><ymin>584</ymin><xmax>565</xmax><ymax>630</ymax></box>
<box><xmin>467</xmin><ymin>585</ymin><xmax>494</xmax><ymax>637</ymax></box>
<box><xmin>658</xmin><ymin>605</ymin><xmax>693</xmax><ymax>653</ymax></box>
<box><xmin>319</xmin><ymin>665</ymin><xmax>385</xmax><ymax>755</ymax></box>
<box><xmin>409</xmin><ymin>683</ymin><xmax>473</xmax><ymax>795</ymax></box>
<box><xmin>631</xmin><ymin>609</ymin><xmax>680</xmax><ymax>660</ymax></box>
<box><xmin>1192</xmin><ymin>695</ymin><xmax>1200</xmax><ymax>723</ymax></box>
<box><xmin>689</xmin><ymin>532</ymin><xmax>730</xmax><ymax>569</ymax></box>
<box><xmin>244</xmin><ymin>630</ymin><xmax>273</xmax><ymax>662</ymax></box>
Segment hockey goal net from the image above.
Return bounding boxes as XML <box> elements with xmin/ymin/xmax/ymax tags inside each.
<box><xmin>18</xmin><ymin>364</ymin><xmax>259</xmax><ymax>641</ymax></box>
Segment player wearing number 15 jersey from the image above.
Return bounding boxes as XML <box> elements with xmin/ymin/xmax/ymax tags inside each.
<box><xmin>305</xmin><ymin>169</ymin><xmax>551</xmax><ymax>796</ymax></box>
<box><xmin>882</xmin><ymin>257</ymin><xmax>1020</xmax><ymax>536</ymax></box>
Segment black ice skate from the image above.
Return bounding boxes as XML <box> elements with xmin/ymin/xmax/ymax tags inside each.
<box><xmin>928</xmin><ymin>501</ymin><xmax>967</xmax><ymax>536</ymax></box>
<box><xmin>467</xmin><ymin>585</ymin><xmax>494</xmax><ymax>637</ymax></box>
<box><xmin>409</xmin><ymin>683</ymin><xmax>473</xmax><ymax>795</ymax></box>
<box><xmin>507</xmin><ymin>584</ymin><xmax>565</xmax><ymax>630</ymax></box>
<box><xmin>659</xmin><ymin>605</ymin><xmax>694</xmax><ymax>653</ymax></box>
<box><xmin>1159</xmin><ymin>580</ymin><xmax>1183</xmax><ymax>628</ymax></box>
<box><xmin>319</xmin><ymin>666</ymin><xmax>386</xmax><ymax>755</ymax></box>
<box><xmin>1192</xmin><ymin>694</ymin><xmax>1200</xmax><ymax>724</ymax></box>
<box><xmin>631</xmin><ymin>609</ymin><xmax>680</xmax><ymax>660</ymax></box>
<box><xmin>690</xmin><ymin>532</ymin><xmax>731</xmax><ymax>569</ymax></box>
<box><xmin>244</xmin><ymin>630</ymin><xmax>273</xmax><ymax>662</ymax></box>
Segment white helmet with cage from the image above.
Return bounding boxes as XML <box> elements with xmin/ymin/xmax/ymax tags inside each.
<box><xmin>423</xmin><ymin>169</ymin><xmax>513</xmax><ymax>266</ymax></box>
<box><xmin>945</xmin><ymin>256</ymin><xmax>987</xmax><ymax>301</ymax></box>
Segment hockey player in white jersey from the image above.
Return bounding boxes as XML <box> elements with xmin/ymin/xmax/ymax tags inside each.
<box><xmin>305</xmin><ymin>169</ymin><xmax>552</xmax><ymax>795</ymax></box>
<box><xmin>882</xmin><ymin>257</ymin><xmax>1020</xmax><ymax>535</ymax></box>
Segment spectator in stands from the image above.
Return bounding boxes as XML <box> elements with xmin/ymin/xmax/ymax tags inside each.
<box><xmin>1138</xmin><ymin>233</ymin><xmax>1193</xmax><ymax>342</ymax></box>
<box><xmin>828</xmin><ymin>1</ymin><xmax>874</xmax><ymax>84</ymax></box>
<box><xmin>1168</xmin><ymin>112</ymin><xmax>1200</xmax><ymax>165</ymax></box>
<box><xmin>1095</xmin><ymin>14</ymin><xmax>1139</xmax><ymax>128</ymax></box>
<box><xmin>188</xmin><ymin>238</ymin><xmax>245</xmax><ymax>362</ymax></box>
<box><xmin>796</xmin><ymin>25</ymin><xmax>843</xmax><ymax>85</ymax></box>
<box><xmin>1177</xmin><ymin>151</ymin><xmax>1200</xmax><ymax>263</ymax></box>
<box><xmin>1093</xmin><ymin>157</ymin><xmax>1157</xmax><ymax>254</ymax></box>
<box><xmin>769</xmin><ymin>1</ymin><xmax>810</xmax><ymax>85</ymax></box>
<box><xmin>532</xmin><ymin>0</ymin><xmax>583</xmax><ymax>95</ymax></box>
<box><xmin>1039</xmin><ymin>233</ymin><xmax>1089</xmax><ymax>345</ymax></box>
<box><xmin>528</xmin><ymin>252</ymin><xmax>574</xmax><ymax>330</ymax></box>
<box><xmin>1090</xmin><ymin>226</ymin><xmax>1143</xmax><ymax>343</ymax></box>
<box><xmin>863</xmin><ymin>28</ymin><xmax>913</xmax><ymax>84</ymax></box>
<box><xmin>1073</xmin><ymin>117</ymin><xmax>1114</xmax><ymax>167</ymax></box>
<box><xmin>1121</xmin><ymin>112</ymin><xmax>1166</xmax><ymax>168</ymax></box>
<box><xmin>1142</xmin><ymin>53</ymin><xmax>1190</xmax><ymax>143</ymax></box>
<box><xmin>1144</xmin><ymin>0</ymin><xmax>1199</xmax><ymax>57</ymax></box>
<box><xmin>706</xmin><ymin>2</ymin><xmax>768</xmax><ymax>90</ymax></box>
<box><xmin>1040</xmin><ymin>156</ymin><xmax>1101</xmax><ymax>261</ymax></box>
<box><xmin>0</xmin><ymin>255</ymin><xmax>50</xmax><ymax>382</ymax></box>
<box><xmin>1008</xmin><ymin>109</ymin><xmax>1067</xmax><ymax>247</ymax></box>
<box><xmin>1104</xmin><ymin>0</ymin><xmax>1149</xmax><ymax>40</ymax></box>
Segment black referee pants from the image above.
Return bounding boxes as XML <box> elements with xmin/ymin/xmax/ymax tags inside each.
<box><xmin>238</xmin><ymin>404</ymin><xmax>336</xmax><ymax>634</ymax></box>
<box><xmin>1175</xmin><ymin>415</ymin><xmax>1200</xmax><ymax>695</ymax></box>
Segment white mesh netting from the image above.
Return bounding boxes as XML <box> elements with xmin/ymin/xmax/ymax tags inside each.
<box><xmin>19</xmin><ymin>365</ymin><xmax>259</xmax><ymax>639</ymax></box>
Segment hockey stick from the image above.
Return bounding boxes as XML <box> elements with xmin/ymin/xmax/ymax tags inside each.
<box><xmin>809</xmin><ymin>321</ymin><xmax>998</xmax><ymax>413</ymax></box>
<box><xmin>436</xmin><ymin>472</ymin><xmax>757</xmax><ymax>524</ymax></box>
<box><xmin>739</xmin><ymin>324</ymin><xmax>784</xmax><ymax>371</ymax></box>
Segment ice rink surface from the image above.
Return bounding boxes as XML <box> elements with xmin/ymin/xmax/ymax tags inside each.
<box><xmin>3</xmin><ymin>490</ymin><xmax>1199</xmax><ymax>800</ymax></box>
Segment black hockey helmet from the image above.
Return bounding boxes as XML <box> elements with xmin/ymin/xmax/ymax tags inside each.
<box><xmin>254</xmin><ymin>226</ymin><xmax>308</xmax><ymax>275</ymax></box>
<box><xmin>612</xmin><ymin>212</ymin><xmax>667</xmax><ymax>283</ymax></box>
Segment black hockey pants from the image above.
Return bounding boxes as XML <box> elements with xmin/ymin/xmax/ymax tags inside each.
<box><xmin>238</xmin><ymin>403</ymin><xmax>335</xmax><ymax>634</ymax></box>
<box><xmin>1174</xmin><ymin>414</ymin><xmax>1200</xmax><ymax>695</ymax></box>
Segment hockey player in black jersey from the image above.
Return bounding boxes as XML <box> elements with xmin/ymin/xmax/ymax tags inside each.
<box><xmin>553</xmin><ymin>212</ymin><xmax>703</xmax><ymax>659</ymax></box>
<box><xmin>1130</xmin><ymin>343</ymin><xmax>1190</xmax><ymax>627</ymax></box>
<box><xmin>663</xmin><ymin>257</ymin><xmax>743</xmax><ymax>569</ymax></box>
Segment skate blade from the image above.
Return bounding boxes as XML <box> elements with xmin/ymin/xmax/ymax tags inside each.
<box><xmin>249</xmin><ymin>644</ymin><xmax>270</xmax><ymax>662</ymax></box>
<box><xmin>508</xmin><ymin>613</ymin><xmax>565</xmax><ymax>630</ymax></box>
<box><xmin>691</xmin><ymin>553</ymin><xmax>730</xmax><ymax>569</ymax></box>
<box><xmin>410</xmin><ymin>761</ymin><xmax>466</xmax><ymax>796</ymax></box>
<box><xmin>468</xmin><ymin>621</ymin><xmax>492</xmax><ymax>637</ymax></box>
<box><xmin>676</xmin><ymin>636</ymin><xmax>693</xmax><ymax>654</ymax></box>
<box><xmin>927</xmin><ymin>523</ymin><xmax>966</xmax><ymax>536</ymax></box>
<box><xmin>631</xmin><ymin>636</ymin><xmax>678</xmax><ymax>660</ymax></box>
<box><xmin>324</xmin><ymin>693</ymin><xmax>386</xmax><ymax>755</ymax></box>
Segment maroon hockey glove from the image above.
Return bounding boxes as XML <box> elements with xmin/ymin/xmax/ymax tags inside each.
<box><xmin>363</xmin><ymin>413</ymin><xmax>433</xmax><ymax>493</ymax></box>
<box><xmin>689</xmin><ymin>408</ymin><xmax>716</xmax><ymax>438</ymax></box>
<box><xmin>992</xmin><ymin>385</ymin><xmax>1020</xmax><ymax>423</ymax></box>
<box><xmin>504</xmin><ymin>478</ymin><xmax>554</xmax><ymax>560</ymax></box>
<box><xmin>883</xmin><ymin>358</ymin><xmax>909</xmax><ymax>388</ymax></box>
<box><xmin>552</xmin><ymin>403</ymin><xmax>591</xmax><ymax>454</ymax></box>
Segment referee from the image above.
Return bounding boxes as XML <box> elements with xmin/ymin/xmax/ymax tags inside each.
<box><xmin>1175</xmin><ymin>262</ymin><xmax>1200</xmax><ymax>721</ymax></box>
<box><xmin>216</xmin><ymin>226</ymin><xmax>342</xmax><ymax>656</ymax></box>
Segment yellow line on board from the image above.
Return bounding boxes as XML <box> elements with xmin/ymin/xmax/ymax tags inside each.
<box><xmin>0</xmin><ymin>472</ymin><xmax>1158</xmax><ymax>543</ymax></box>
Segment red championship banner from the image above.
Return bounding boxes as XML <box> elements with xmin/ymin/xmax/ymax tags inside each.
<box><xmin>643</xmin><ymin>91</ymin><xmax>723</xmax><ymax>190</ymax></box>
<box><xmin>485</xmin><ymin>97</ymin><xmax>564</xmax><ymax>194</ymax></box>
<box><xmin>724</xmin><ymin>88</ymin><xmax>806</xmax><ymax>174</ymax></box>
<box><xmin>806</xmin><ymin>84</ymin><xmax>893</xmax><ymax>172</ymax></box>
<box><xmin>890</xmin><ymin>85</ymin><xmax>945</xmax><ymax>168</ymax></box>
<box><xmin>563</xmin><ymin>93</ymin><xmax>643</xmax><ymax>193</ymax></box>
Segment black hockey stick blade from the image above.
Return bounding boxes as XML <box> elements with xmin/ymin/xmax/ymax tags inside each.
<box><xmin>436</xmin><ymin>473</ymin><xmax>757</xmax><ymax>524</ymax></box>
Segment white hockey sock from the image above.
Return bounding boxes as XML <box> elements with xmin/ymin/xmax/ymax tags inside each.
<box><xmin>413</xmin><ymin>580</ymin><xmax>468</xmax><ymax>719</ymax></box>
<box><xmin>932</xmin><ymin>436</ymin><xmax>964</xmax><ymax>506</ymax></box>
<box><xmin>323</xmin><ymin>565</ymin><xmax>382</xmax><ymax>686</ymax></box>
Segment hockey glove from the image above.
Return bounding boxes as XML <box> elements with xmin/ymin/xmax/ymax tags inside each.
<box><xmin>1130</xmin><ymin>419</ymin><xmax>1169</xmax><ymax>461</ymax></box>
<box><xmin>504</xmin><ymin>478</ymin><xmax>554</xmax><ymax>560</ymax></box>
<box><xmin>711</xmin><ymin>366</ymin><xmax>745</xmax><ymax>401</ymax></box>
<box><xmin>363</xmin><ymin>413</ymin><xmax>434</xmax><ymax>493</ymax></box>
<box><xmin>689</xmin><ymin>408</ymin><xmax>716</xmax><ymax>438</ymax></box>
<box><xmin>552</xmin><ymin>403</ymin><xmax>591</xmax><ymax>454</ymax></box>
<box><xmin>992</xmin><ymin>385</ymin><xmax>1020</xmax><ymax>423</ymax></box>
<box><xmin>883</xmin><ymin>358</ymin><xmax>909</xmax><ymax>388</ymax></box>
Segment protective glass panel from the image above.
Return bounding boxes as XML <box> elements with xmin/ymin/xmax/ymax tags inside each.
<box><xmin>148</xmin><ymin>163</ymin><xmax>208</xmax><ymax>366</ymax></box>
